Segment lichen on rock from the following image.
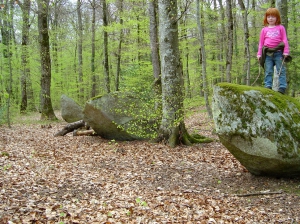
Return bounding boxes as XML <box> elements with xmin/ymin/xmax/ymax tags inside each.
<box><xmin>212</xmin><ymin>83</ymin><xmax>300</xmax><ymax>177</ymax></box>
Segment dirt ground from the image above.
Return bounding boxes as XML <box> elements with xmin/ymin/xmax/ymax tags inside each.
<box><xmin>0</xmin><ymin>109</ymin><xmax>299</xmax><ymax>223</ymax></box>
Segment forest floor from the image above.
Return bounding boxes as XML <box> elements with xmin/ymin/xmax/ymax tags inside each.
<box><xmin>0</xmin><ymin>107</ymin><xmax>300</xmax><ymax>224</ymax></box>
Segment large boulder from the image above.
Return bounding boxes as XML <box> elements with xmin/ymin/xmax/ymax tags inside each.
<box><xmin>83</xmin><ymin>92</ymin><xmax>158</xmax><ymax>141</ymax></box>
<box><xmin>212</xmin><ymin>83</ymin><xmax>300</xmax><ymax>177</ymax></box>
<box><xmin>61</xmin><ymin>95</ymin><xmax>84</xmax><ymax>123</ymax></box>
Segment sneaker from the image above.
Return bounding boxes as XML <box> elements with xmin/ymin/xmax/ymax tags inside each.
<box><xmin>278</xmin><ymin>88</ymin><xmax>285</xmax><ymax>94</ymax></box>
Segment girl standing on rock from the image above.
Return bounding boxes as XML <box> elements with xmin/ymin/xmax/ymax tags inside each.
<box><xmin>257</xmin><ymin>8</ymin><xmax>291</xmax><ymax>94</ymax></box>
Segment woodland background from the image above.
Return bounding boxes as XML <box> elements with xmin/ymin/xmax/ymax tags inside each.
<box><xmin>1</xmin><ymin>1</ymin><xmax>300</xmax><ymax>222</ymax></box>
<box><xmin>0</xmin><ymin>0</ymin><xmax>299</xmax><ymax>124</ymax></box>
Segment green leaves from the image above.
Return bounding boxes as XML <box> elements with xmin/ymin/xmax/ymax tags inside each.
<box><xmin>135</xmin><ymin>197</ymin><xmax>148</xmax><ymax>207</ymax></box>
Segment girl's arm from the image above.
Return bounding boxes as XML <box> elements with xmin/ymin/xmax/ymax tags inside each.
<box><xmin>257</xmin><ymin>28</ymin><xmax>265</xmax><ymax>58</ymax></box>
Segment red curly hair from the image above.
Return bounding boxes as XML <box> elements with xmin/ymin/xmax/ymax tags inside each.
<box><xmin>263</xmin><ymin>8</ymin><xmax>281</xmax><ymax>26</ymax></box>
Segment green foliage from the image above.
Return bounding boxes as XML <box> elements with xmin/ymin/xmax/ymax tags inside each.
<box><xmin>2</xmin><ymin>164</ymin><xmax>11</xmax><ymax>171</ymax></box>
<box><xmin>108</xmin><ymin>91</ymin><xmax>161</xmax><ymax>140</ymax></box>
<box><xmin>11</xmin><ymin>111</ymin><xmax>59</xmax><ymax>126</ymax></box>
<box><xmin>0</xmin><ymin>105</ymin><xmax>7</xmax><ymax>125</ymax></box>
<box><xmin>119</xmin><ymin>63</ymin><xmax>153</xmax><ymax>93</ymax></box>
<box><xmin>1</xmin><ymin>152</ymin><xmax>10</xmax><ymax>157</ymax></box>
<box><xmin>2</xmin><ymin>0</ymin><xmax>300</xmax><ymax>123</ymax></box>
<box><xmin>135</xmin><ymin>197</ymin><xmax>148</xmax><ymax>207</ymax></box>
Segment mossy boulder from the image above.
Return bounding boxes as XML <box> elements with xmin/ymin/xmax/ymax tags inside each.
<box><xmin>212</xmin><ymin>83</ymin><xmax>300</xmax><ymax>177</ymax></box>
<box><xmin>83</xmin><ymin>92</ymin><xmax>159</xmax><ymax>141</ymax></box>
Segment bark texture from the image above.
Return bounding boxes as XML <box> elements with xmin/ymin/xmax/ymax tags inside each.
<box><xmin>37</xmin><ymin>0</ymin><xmax>57</xmax><ymax>120</ymax></box>
<box><xmin>102</xmin><ymin>0</ymin><xmax>110</xmax><ymax>93</ymax></box>
<box><xmin>157</xmin><ymin>0</ymin><xmax>185</xmax><ymax>147</ymax></box>
<box><xmin>54</xmin><ymin>120</ymin><xmax>86</xmax><ymax>136</ymax></box>
<box><xmin>20</xmin><ymin>0</ymin><xmax>31</xmax><ymax>112</ymax></box>
<box><xmin>77</xmin><ymin>0</ymin><xmax>84</xmax><ymax>102</ymax></box>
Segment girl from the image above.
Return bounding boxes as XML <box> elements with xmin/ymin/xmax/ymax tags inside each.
<box><xmin>257</xmin><ymin>8</ymin><xmax>290</xmax><ymax>94</ymax></box>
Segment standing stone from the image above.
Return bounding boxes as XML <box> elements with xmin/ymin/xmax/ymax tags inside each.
<box><xmin>61</xmin><ymin>95</ymin><xmax>84</xmax><ymax>123</ymax></box>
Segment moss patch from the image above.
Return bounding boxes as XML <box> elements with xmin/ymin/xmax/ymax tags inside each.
<box><xmin>213</xmin><ymin>83</ymin><xmax>300</xmax><ymax>173</ymax></box>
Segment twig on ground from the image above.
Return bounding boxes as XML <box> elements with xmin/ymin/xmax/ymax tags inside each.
<box><xmin>236</xmin><ymin>190</ymin><xmax>283</xmax><ymax>197</ymax></box>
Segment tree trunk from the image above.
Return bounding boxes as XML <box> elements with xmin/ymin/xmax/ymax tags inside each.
<box><xmin>148</xmin><ymin>0</ymin><xmax>162</xmax><ymax>110</ymax></box>
<box><xmin>7</xmin><ymin>10</ymin><xmax>12</xmax><ymax>128</ymax></box>
<box><xmin>103</xmin><ymin>0</ymin><xmax>110</xmax><ymax>93</ymax></box>
<box><xmin>77</xmin><ymin>0</ymin><xmax>84</xmax><ymax>102</ymax></box>
<box><xmin>276</xmin><ymin>0</ymin><xmax>288</xmax><ymax>92</ymax></box>
<box><xmin>157</xmin><ymin>0</ymin><xmax>186</xmax><ymax>147</ymax></box>
<box><xmin>149</xmin><ymin>0</ymin><xmax>161</xmax><ymax>82</ymax></box>
<box><xmin>115</xmin><ymin>0</ymin><xmax>124</xmax><ymax>91</ymax></box>
<box><xmin>290</xmin><ymin>0</ymin><xmax>297</xmax><ymax>94</ymax></box>
<box><xmin>1</xmin><ymin>0</ymin><xmax>10</xmax><ymax>58</ymax></box>
<box><xmin>185</xmin><ymin>52</ymin><xmax>191</xmax><ymax>98</ymax></box>
<box><xmin>20</xmin><ymin>0</ymin><xmax>29</xmax><ymax>112</ymax></box>
<box><xmin>225</xmin><ymin>0</ymin><xmax>233</xmax><ymax>83</ymax></box>
<box><xmin>217</xmin><ymin>0</ymin><xmax>225</xmax><ymax>82</ymax></box>
<box><xmin>238</xmin><ymin>0</ymin><xmax>251</xmax><ymax>86</ymax></box>
<box><xmin>196</xmin><ymin>0</ymin><xmax>212</xmax><ymax>118</ymax></box>
<box><xmin>20</xmin><ymin>0</ymin><xmax>32</xmax><ymax>113</ymax></box>
<box><xmin>181</xmin><ymin>14</ymin><xmax>191</xmax><ymax>99</ymax></box>
<box><xmin>90</xmin><ymin>0</ymin><xmax>97</xmax><ymax>97</ymax></box>
<box><xmin>37</xmin><ymin>0</ymin><xmax>57</xmax><ymax>120</ymax></box>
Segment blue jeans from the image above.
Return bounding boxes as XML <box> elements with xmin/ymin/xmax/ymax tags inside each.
<box><xmin>264</xmin><ymin>51</ymin><xmax>287</xmax><ymax>90</ymax></box>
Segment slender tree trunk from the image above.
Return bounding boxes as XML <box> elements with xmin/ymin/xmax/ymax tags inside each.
<box><xmin>276</xmin><ymin>0</ymin><xmax>288</xmax><ymax>92</ymax></box>
<box><xmin>77</xmin><ymin>0</ymin><xmax>84</xmax><ymax>102</ymax></box>
<box><xmin>1</xmin><ymin>0</ymin><xmax>10</xmax><ymax>58</ymax></box>
<box><xmin>37</xmin><ymin>0</ymin><xmax>57</xmax><ymax>120</ymax></box>
<box><xmin>149</xmin><ymin>0</ymin><xmax>161</xmax><ymax>82</ymax></box>
<box><xmin>90</xmin><ymin>0</ymin><xmax>97</xmax><ymax>97</ymax></box>
<box><xmin>137</xmin><ymin>15</ymin><xmax>141</xmax><ymax>64</ymax></box>
<box><xmin>198</xmin><ymin>48</ymin><xmax>203</xmax><ymax>96</ymax></box>
<box><xmin>217</xmin><ymin>0</ymin><xmax>225</xmax><ymax>82</ymax></box>
<box><xmin>7</xmin><ymin>37</ymin><xmax>12</xmax><ymax>127</ymax></box>
<box><xmin>51</xmin><ymin>0</ymin><xmax>59</xmax><ymax>75</ymax></box>
<box><xmin>225</xmin><ymin>0</ymin><xmax>233</xmax><ymax>83</ymax></box>
<box><xmin>7</xmin><ymin>0</ymin><xmax>12</xmax><ymax>127</ymax></box>
<box><xmin>115</xmin><ymin>0</ymin><xmax>124</xmax><ymax>91</ymax></box>
<box><xmin>20</xmin><ymin>0</ymin><xmax>31</xmax><ymax>113</ymax></box>
<box><xmin>276</xmin><ymin>0</ymin><xmax>288</xmax><ymax>29</ymax></box>
<box><xmin>251</xmin><ymin>0</ymin><xmax>257</xmax><ymax>57</ymax></box>
<box><xmin>148</xmin><ymin>0</ymin><xmax>162</xmax><ymax>111</ymax></box>
<box><xmin>102</xmin><ymin>0</ymin><xmax>110</xmax><ymax>93</ymax></box>
<box><xmin>0</xmin><ymin>0</ymin><xmax>13</xmax><ymax>126</ymax></box>
<box><xmin>196</xmin><ymin>0</ymin><xmax>212</xmax><ymax>118</ymax></box>
<box><xmin>290</xmin><ymin>0</ymin><xmax>297</xmax><ymax>96</ymax></box>
<box><xmin>238</xmin><ymin>0</ymin><xmax>250</xmax><ymax>85</ymax></box>
<box><xmin>182</xmin><ymin>15</ymin><xmax>191</xmax><ymax>99</ymax></box>
<box><xmin>185</xmin><ymin>52</ymin><xmax>191</xmax><ymax>98</ymax></box>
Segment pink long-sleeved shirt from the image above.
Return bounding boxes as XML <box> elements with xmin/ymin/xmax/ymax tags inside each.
<box><xmin>257</xmin><ymin>25</ymin><xmax>289</xmax><ymax>57</ymax></box>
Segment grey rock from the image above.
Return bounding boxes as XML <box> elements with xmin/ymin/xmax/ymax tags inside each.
<box><xmin>61</xmin><ymin>95</ymin><xmax>84</xmax><ymax>123</ymax></box>
<box><xmin>212</xmin><ymin>83</ymin><xmax>300</xmax><ymax>177</ymax></box>
<box><xmin>83</xmin><ymin>92</ymin><xmax>158</xmax><ymax>141</ymax></box>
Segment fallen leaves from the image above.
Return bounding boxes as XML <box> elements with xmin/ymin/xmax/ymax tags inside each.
<box><xmin>0</xmin><ymin>109</ymin><xmax>299</xmax><ymax>223</ymax></box>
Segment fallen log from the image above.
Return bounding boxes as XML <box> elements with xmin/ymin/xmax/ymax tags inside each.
<box><xmin>54</xmin><ymin>120</ymin><xmax>87</xmax><ymax>136</ymax></box>
<box><xmin>73</xmin><ymin>129</ymin><xmax>96</xmax><ymax>136</ymax></box>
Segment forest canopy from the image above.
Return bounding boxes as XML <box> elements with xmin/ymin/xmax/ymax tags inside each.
<box><xmin>0</xmin><ymin>0</ymin><xmax>299</xmax><ymax>124</ymax></box>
